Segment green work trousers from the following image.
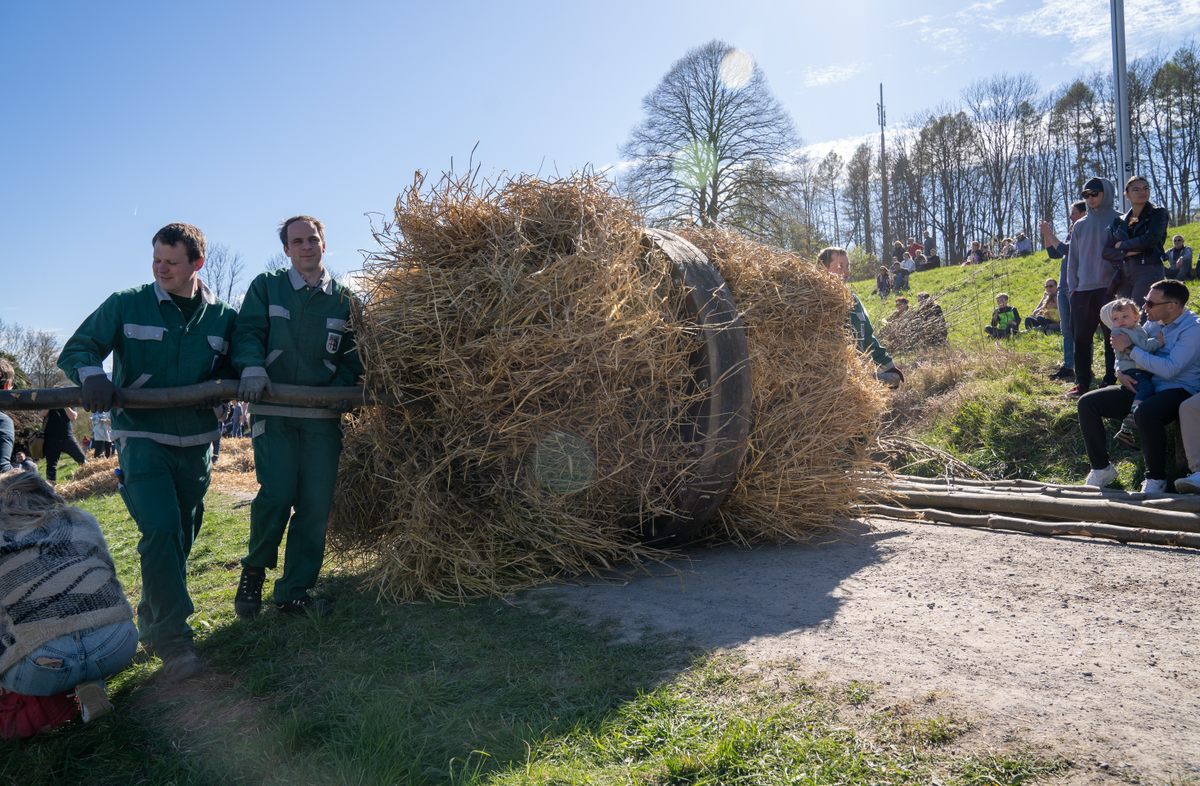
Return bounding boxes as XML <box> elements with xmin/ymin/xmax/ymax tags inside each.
<box><xmin>243</xmin><ymin>416</ymin><xmax>343</xmax><ymax>603</ymax></box>
<box><xmin>117</xmin><ymin>438</ymin><xmax>211</xmax><ymax>656</ymax></box>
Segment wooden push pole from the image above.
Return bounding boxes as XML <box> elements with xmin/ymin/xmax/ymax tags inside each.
<box><xmin>0</xmin><ymin>382</ymin><xmax>395</xmax><ymax>412</ymax></box>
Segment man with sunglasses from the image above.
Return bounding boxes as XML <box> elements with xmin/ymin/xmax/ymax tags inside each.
<box><xmin>1078</xmin><ymin>279</ymin><xmax>1200</xmax><ymax>494</ymax></box>
<box><xmin>1058</xmin><ymin>177</ymin><xmax>1123</xmax><ymax>397</ymax></box>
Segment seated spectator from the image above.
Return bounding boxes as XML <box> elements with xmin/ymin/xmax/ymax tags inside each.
<box><xmin>907</xmin><ymin>237</ymin><xmax>923</xmax><ymax>259</ymax></box>
<box><xmin>880</xmin><ymin>292</ymin><xmax>949</xmax><ymax>353</ymax></box>
<box><xmin>984</xmin><ymin>292</ymin><xmax>1020</xmax><ymax>338</ymax></box>
<box><xmin>1167</xmin><ymin>235</ymin><xmax>1193</xmax><ymax>281</ymax></box>
<box><xmin>1079</xmin><ymin>279</ymin><xmax>1200</xmax><ymax>494</ymax></box>
<box><xmin>900</xmin><ymin>252</ymin><xmax>916</xmax><ymax>274</ymax></box>
<box><xmin>884</xmin><ymin>296</ymin><xmax>910</xmax><ymax>325</ymax></box>
<box><xmin>963</xmin><ymin>241</ymin><xmax>984</xmax><ymax>265</ymax></box>
<box><xmin>1024</xmin><ymin>278</ymin><xmax>1061</xmax><ymax>333</ymax></box>
<box><xmin>912</xmin><ymin>252</ymin><xmax>930</xmax><ymax>271</ymax></box>
<box><xmin>0</xmin><ymin>470</ymin><xmax>137</xmax><ymax>731</ymax></box>
<box><xmin>915</xmin><ymin>292</ymin><xmax>949</xmax><ymax>346</ymax></box>
<box><xmin>999</xmin><ymin>237</ymin><xmax>1016</xmax><ymax>258</ymax></box>
<box><xmin>927</xmin><ymin>248</ymin><xmax>942</xmax><ymax>268</ymax></box>
<box><xmin>891</xmin><ymin>240</ymin><xmax>905</xmax><ymax>264</ymax></box>
<box><xmin>1014</xmin><ymin>232</ymin><xmax>1033</xmax><ymax>256</ymax></box>
<box><xmin>873</xmin><ymin>265</ymin><xmax>892</xmax><ymax>300</ymax></box>
<box><xmin>891</xmin><ymin>261</ymin><xmax>910</xmax><ymax>292</ymax></box>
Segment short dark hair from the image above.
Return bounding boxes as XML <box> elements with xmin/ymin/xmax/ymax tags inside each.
<box><xmin>816</xmin><ymin>246</ymin><xmax>847</xmax><ymax>269</ymax></box>
<box><xmin>0</xmin><ymin>358</ymin><xmax>13</xmax><ymax>387</ymax></box>
<box><xmin>278</xmin><ymin>215</ymin><xmax>325</xmax><ymax>249</ymax></box>
<box><xmin>1071</xmin><ymin>200</ymin><xmax>1086</xmax><ymax>215</ymax></box>
<box><xmin>152</xmin><ymin>223</ymin><xmax>206</xmax><ymax>262</ymax></box>
<box><xmin>1151</xmin><ymin>279</ymin><xmax>1189</xmax><ymax>305</ymax></box>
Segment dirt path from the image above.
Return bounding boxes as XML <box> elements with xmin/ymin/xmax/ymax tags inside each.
<box><xmin>543</xmin><ymin>519</ymin><xmax>1200</xmax><ymax>784</ymax></box>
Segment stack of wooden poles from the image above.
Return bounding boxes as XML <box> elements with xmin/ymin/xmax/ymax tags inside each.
<box><xmin>860</xmin><ymin>474</ymin><xmax>1200</xmax><ymax>549</ymax></box>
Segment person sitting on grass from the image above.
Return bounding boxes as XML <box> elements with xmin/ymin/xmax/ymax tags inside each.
<box><xmin>915</xmin><ymin>292</ymin><xmax>949</xmax><ymax>346</ymax></box>
<box><xmin>1100</xmin><ymin>298</ymin><xmax>1162</xmax><ymax>448</ymax></box>
<box><xmin>1024</xmin><ymin>279</ymin><xmax>1061</xmax><ymax>333</ymax></box>
<box><xmin>0</xmin><ymin>469</ymin><xmax>137</xmax><ymax>736</ymax></box>
<box><xmin>1078</xmin><ymin>279</ymin><xmax>1200</xmax><ymax>494</ymax></box>
<box><xmin>984</xmin><ymin>293</ymin><xmax>1020</xmax><ymax>338</ymax></box>
<box><xmin>873</xmin><ymin>265</ymin><xmax>892</xmax><ymax>300</ymax></box>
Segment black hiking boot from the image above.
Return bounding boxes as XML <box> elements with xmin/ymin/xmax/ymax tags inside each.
<box><xmin>1049</xmin><ymin>366</ymin><xmax>1075</xmax><ymax>381</ymax></box>
<box><xmin>234</xmin><ymin>567</ymin><xmax>266</xmax><ymax>619</ymax></box>
<box><xmin>276</xmin><ymin>596</ymin><xmax>335</xmax><ymax>618</ymax></box>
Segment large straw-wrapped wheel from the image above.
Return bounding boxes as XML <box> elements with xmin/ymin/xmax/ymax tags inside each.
<box><xmin>330</xmin><ymin>175</ymin><xmax>750</xmax><ymax>601</ymax></box>
<box><xmin>330</xmin><ymin>174</ymin><xmax>885</xmax><ymax>602</ymax></box>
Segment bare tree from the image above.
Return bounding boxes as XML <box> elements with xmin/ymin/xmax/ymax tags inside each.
<box><xmin>964</xmin><ymin>73</ymin><xmax>1040</xmax><ymax>240</ymax></box>
<box><xmin>22</xmin><ymin>330</ymin><xmax>68</xmax><ymax>388</ymax></box>
<box><xmin>202</xmin><ymin>243</ymin><xmax>245</xmax><ymax>303</ymax></box>
<box><xmin>265</xmin><ymin>252</ymin><xmax>289</xmax><ymax>272</ymax></box>
<box><xmin>843</xmin><ymin>143</ymin><xmax>876</xmax><ymax>255</ymax></box>
<box><xmin>620</xmin><ymin>40</ymin><xmax>800</xmax><ymax>235</ymax></box>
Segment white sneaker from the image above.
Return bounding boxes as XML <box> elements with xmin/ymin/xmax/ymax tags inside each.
<box><xmin>1174</xmin><ymin>471</ymin><xmax>1200</xmax><ymax>494</ymax></box>
<box><xmin>1140</xmin><ymin>478</ymin><xmax>1167</xmax><ymax>495</ymax></box>
<box><xmin>1083</xmin><ymin>464</ymin><xmax>1118</xmax><ymax>488</ymax></box>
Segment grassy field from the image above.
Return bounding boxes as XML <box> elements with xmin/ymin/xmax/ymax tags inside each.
<box><xmin>1</xmin><ymin>489</ymin><xmax>1068</xmax><ymax>785</ymax></box>
<box><xmin>853</xmin><ymin>223</ymin><xmax>1200</xmax><ymax>487</ymax></box>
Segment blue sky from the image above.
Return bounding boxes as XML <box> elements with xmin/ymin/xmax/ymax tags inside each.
<box><xmin>2</xmin><ymin>0</ymin><xmax>1198</xmax><ymax>338</ymax></box>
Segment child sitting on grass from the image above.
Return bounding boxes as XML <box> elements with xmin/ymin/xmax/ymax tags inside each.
<box><xmin>1024</xmin><ymin>279</ymin><xmax>1061</xmax><ymax>333</ymax></box>
<box><xmin>984</xmin><ymin>293</ymin><xmax>1020</xmax><ymax>338</ymax></box>
<box><xmin>1100</xmin><ymin>297</ymin><xmax>1161</xmax><ymax>447</ymax></box>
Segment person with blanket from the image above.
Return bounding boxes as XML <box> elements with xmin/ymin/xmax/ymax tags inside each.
<box><xmin>0</xmin><ymin>470</ymin><xmax>136</xmax><ymax>733</ymax></box>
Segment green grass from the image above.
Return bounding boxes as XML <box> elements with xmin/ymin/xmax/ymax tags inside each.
<box><xmin>858</xmin><ymin>223</ymin><xmax>1200</xmax><ymax>484</ymax></box>
<box><xmin>0</xmin><ymin>493</ymin><xmax>1068</xmax><ymax>785</ymax></box>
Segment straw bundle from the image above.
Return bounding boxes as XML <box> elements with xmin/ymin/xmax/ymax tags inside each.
<box><xmin>675</xmin><ymin>228</ymin><xmax>888</xmax><ymax>541</ymax></box>
<box><xmin>330</xmin><ymin>174</ymin><xmax>712</xmax><ymax>602</ymax></box>
<box><xmin>58</xmin><ymin>457</ymin><xmax>119</xmax><ymax>501</ymax></box>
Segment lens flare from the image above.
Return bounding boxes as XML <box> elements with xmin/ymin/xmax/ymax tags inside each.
<box><xmin>532</xmin><ymin>431</ymin><xmax>597</xmax><ymax>494</ymax></box>
<box><xmin>672</xmin><ymin>141</ymin><xmax>718</xmax><ymax>191</ymax></box>
<box><xmin>719</xmin><ymin>49</ymin><xmax>755</xmax><ymax>90</ymax></box>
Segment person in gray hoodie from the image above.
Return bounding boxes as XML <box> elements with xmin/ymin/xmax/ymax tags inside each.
<box><xmin>1065</xmin><ymin>176</ymin><xmax>1122</xmax><ymax>396</ymax></box>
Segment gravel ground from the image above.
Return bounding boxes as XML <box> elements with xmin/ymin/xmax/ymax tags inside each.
<box><xmin>543</xmin><ymin>519</ymin><xmax>1200</xmax><ymax>784</ymax></box>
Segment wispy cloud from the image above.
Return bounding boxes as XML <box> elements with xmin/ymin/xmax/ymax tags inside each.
<box><xmin>803</xmin><ymin>62</ymin><xmax>865</xmax><ymax>88</ymax></box>
<box><xmin>1006</xmin><ymin>0</ymin><xmax>1200</xmax><ymax>64</ymax></box>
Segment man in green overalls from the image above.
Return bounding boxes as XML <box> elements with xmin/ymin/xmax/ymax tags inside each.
<box><xmin>58</xmin><ymin>223</ymin><xmax>237</xmax><ymax>682</ymax></box>
<box><xmin>232</xmin><ymin>215</ymin><xmax>362</xmax><ymax>617</ymax></box>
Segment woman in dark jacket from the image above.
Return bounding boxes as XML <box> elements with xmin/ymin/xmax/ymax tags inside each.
<box><xmin>1104</xmin><ymin>175</ymin><xmax>1169</xmax><ymax>306</ymax></box>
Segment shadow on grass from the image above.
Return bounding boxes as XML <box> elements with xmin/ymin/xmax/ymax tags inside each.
<box><xmin>1</xmin><ymin>567</ymin><xmax>703</xmax><ymax>786</ymax></box>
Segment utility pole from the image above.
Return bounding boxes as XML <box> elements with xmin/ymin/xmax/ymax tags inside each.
<box><xmin>1111</xmin><ymin>0</ymin><xmax>1132</xmax><ymax>210</ymax></box>
<box><xmin>877</xmin><ymin>83</ymin><xmax>890</xmax><ymax>259</ymax></box>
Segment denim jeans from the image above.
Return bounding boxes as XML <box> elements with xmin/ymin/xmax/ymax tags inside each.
<box><xmin>1057</xmin><ymin>285</ymin><xmax>1074</xmax><ymax>369</ymax></box>
<box><xmin>0</xmin><ymin>621</ymin><xmax>138</xmax><ymax>696</ymax></box>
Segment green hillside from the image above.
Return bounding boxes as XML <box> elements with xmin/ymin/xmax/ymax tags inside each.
<box><xmin>855</xmin><ymin>223</ymin><xmax>1200</xmax><ymax>487</ymax></box>
<box><xmin>850</xmin><ymin>221</ymin><xmax>1200</xmax><ymax>357</ymax></box>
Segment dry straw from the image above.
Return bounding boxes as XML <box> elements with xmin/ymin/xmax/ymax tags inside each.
<box><xmin>676</xmin><ymin>228</ymin><xmax>887</xmax><ymax>541</ymax></box>
<box><xmin>330</xmin><ymin>173</ymin><xmax>709</xmax><ymax>602</ymax></box>
<box><xmin>329</xmin><ymin>174</ymin><xmax>886</xmax><ymax>602</ymax></box>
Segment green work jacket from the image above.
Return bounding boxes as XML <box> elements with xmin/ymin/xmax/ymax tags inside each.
<box><xmin>58</xmin><ymin>281</ymin><xmax>238</xmax><ymax>447</ymax></box>
<box><xmin>232</xmin><ymin>267</ymin><xmax>363</xmax><ymax>419</ymax></box>
<box><xmin>849</xmin><ymin>293</ymin><xmax>894</xmax><ymax>369</ymax></box>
